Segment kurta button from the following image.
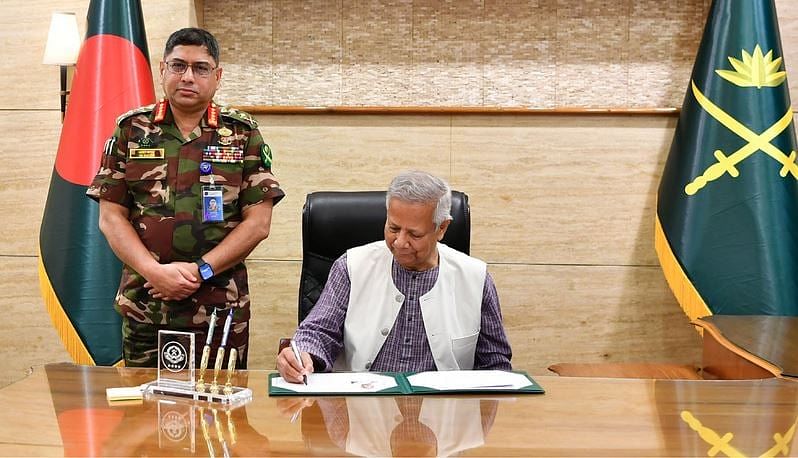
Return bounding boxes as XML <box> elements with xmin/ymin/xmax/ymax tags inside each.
<box><xmin>365</xmin><ymin>362</ymin><xmax>371</xmax><ymax>370</ymax></box>
<box><xmin>381</xmin><ymin>328</ymin><xmax>389</xmax><ymax>336</ymax></box>
<box><xmin>395</xmin><ymin>294</ymin><xmax>403</xmax><ymax>302</ymax></box>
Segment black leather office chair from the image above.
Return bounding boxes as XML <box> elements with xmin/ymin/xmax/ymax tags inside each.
<box><xmin>297</xmin><ymin>190</ymin><xmax>471</xmax><ymax>323</ymax></box>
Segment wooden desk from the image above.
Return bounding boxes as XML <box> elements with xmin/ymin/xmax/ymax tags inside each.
<box><xmin>694</xmin><ymin>315</ymin><xmax>798</xmax><ymax>380</ymax></box>
<box><xmin>1</xmin><ymin>363</ymin><xmax>797</xmax><ymax>456</ymax></box>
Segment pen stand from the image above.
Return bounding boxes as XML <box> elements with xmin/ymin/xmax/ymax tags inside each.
<box><xmin>143</xmin><ymin>330</ymin><xmax>252</xmax><ymax>406</ymax></box>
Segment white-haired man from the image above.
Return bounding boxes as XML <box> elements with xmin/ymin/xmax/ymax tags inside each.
<box><xmin>277</xmin><ymin>171</ymin><xmax>512</xmax><ymax>382</ymax></box>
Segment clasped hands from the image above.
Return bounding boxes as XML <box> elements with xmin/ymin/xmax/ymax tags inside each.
<box><xmin>144</xmin><ymin>261</ymin><xmax>201</xmax><ymax>301</ymax></box>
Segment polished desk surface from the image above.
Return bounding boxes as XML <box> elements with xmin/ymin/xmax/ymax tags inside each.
<box><xmin>696</xmin><ymin>315</ymin><xmax>798</xmax><ymax>378</ymax></box>
<box><xmin>1</xmin><ymin>363</ymin><xmax>797</xmax><ymax>457</ymax></box>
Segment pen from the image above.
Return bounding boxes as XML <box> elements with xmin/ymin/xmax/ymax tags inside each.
<box><xmin>210</xmin><ymin>308</ymin><xmax>234</xmax><ymax>394</ymax></box>
<box><xmin>290</xmin><ymin>339</ymin><xmax>307</xmax><ymax>385</ymax></box>
<box><xmin>289</xmin><ymin>407</ymin><xmax>301</xmax><ymax>424</ymax></box>
<box><xmin>196</xmin><ymin>308</ymin><xmax>218</xmax><ymax>392</ymax></box>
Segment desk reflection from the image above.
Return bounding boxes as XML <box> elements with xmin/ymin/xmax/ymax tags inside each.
<box><xmin>18</xmin><ymin>363</ymin><xmax>798</xmax><ymax>456</ymax></box>
<box><xmin>300</xmin><ymin>397</ymin><xmax>498</xmax><ymax>457</ymax></box>
<box><xmin>45</xmin><ymin>365</ymin><xmax>270</xmax><ymax>457</ymax></box>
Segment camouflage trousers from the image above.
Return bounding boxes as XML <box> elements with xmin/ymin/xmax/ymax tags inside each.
<box><xmin>122</xmin><ymin>316</ymin><xmax>249</xmax><ymax>369</ymax></box>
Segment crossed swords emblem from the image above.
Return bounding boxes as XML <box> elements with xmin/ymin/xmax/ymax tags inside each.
<box><xmin>684</xmin><ymin>81</ymin><xmax>798</xmax><ymax>196</ymax></box>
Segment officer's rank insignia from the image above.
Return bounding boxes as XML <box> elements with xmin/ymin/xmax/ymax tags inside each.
<box><xmin>153</xmin><ymin>99</ymin><xmax>168</xmax><ymax>123</ymax></box>
<box><xmin>129</xmin><ymin>148</ymin><xmax>165</xmax><ymax>159</ymax></box>
<box><xmin>685</xmin><ymin>45</ymin><xmax>798</xmax><ymax>196</ymax></box>
<box><xmin>217</xmin><ymin>126</ymin><xmax>234</xmax><ymax>145</ymax></box>
<box><xmin>207</xmin><ymin>102</ymin><xmax>220</xmax><ymax>128</ymax></box>
<box><xmin>260</xmin><ymin>144</ymin><xmax>273</xmax><ymax>168</ymax></box>
<box><xmin>138</xmin><ymin>136</ymin><xmax>154</xmax><ymax>147</ymax></box>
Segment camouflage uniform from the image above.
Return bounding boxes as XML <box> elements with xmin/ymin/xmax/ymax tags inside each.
<box><xmin>87</xmin><ymin>99</ymin><xmax>284</xmax><ymax>368</ymax></box>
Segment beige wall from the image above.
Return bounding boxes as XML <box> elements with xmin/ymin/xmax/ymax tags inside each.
<box><xmin>2</xmin><ymin>0</ymin><xmax>798</xmax><ymax>386</ymax></box>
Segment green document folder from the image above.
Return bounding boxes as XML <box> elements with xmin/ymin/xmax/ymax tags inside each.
<box><xmin>268</xmin><ymin>370</ymin><xmax>544</xmax><ymax>396</ymax></box>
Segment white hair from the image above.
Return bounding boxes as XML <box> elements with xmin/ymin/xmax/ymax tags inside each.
<box><xmin>386</xmin><ymin>170</ymin><xmax>452</xmax><ymax>229</ymax></box>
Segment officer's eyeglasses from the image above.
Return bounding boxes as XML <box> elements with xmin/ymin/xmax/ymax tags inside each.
<box><xmin>165</xmin><ymin>60</ymin><xmax>217</xmax><ymax>77</ymax></box>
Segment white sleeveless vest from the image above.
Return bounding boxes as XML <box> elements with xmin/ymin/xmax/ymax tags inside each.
<box><xmin>334</xmin><ymin>241</ymin><xmax>486</xmax><ymax>371</ymax></box>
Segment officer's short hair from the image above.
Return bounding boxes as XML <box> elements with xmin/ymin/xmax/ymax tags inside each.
<box><xmin>386</xmin><ymin>171</ymin><xmax>452</xmax><ymax>229</ymax></box>
<box><xmin>164</xmin><ymin>28</ymin><xmax>220</xmax><ymax>64</ymax></box>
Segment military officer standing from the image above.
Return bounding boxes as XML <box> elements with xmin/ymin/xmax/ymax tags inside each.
<box><xmin>87</xmin><ymin>28</ymin><xmax>284</xmax><ymax>367</ymax></box>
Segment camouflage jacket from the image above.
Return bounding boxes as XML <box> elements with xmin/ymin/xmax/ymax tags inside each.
<box><xmin>86</xmin><ymin>99</ymin><xmax>285</xmax><ymax>327</ymax></box>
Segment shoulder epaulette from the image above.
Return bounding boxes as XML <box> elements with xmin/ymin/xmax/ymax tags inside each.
<box><xmin>116</xmin><ymin>103</ymin><xmax>156</xmax><ymax>126</ymax></box>
<box><xmin>220</xmin><ymin>106</ymin><xmax>258</xmax><ymax>128</ymax></box>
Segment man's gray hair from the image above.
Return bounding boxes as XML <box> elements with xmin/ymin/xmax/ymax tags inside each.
<box><xmin>386</xmin><ymin>170</ymin><xmax>452</xmax><ymax>229</ymax></box>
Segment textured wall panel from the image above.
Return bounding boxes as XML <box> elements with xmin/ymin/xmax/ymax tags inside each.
<box><xmin>202</xmin><ymin>0</ymin><xmax>722</xmax><ymax>108</ymax></box>
<box><xmin>342</xmin><ymin>0</ymin><xmax>415</xmax><ymax>105</ymax></box>
<box><xmin>204</xmin><ymin>0</ymin><xmax>274</xmax><ymax>105</ymax></box>
<box><xmin>410</xmin><ymin>0</ymin><xmax>484</xmax><ymax>105</ymax></box>
<box><xmin>272</xmin><ymin>0</ymin><xmax>343</xmax><ymax>106</ymax></box>
<box><xmin>483</xmin><ymin>0</ymin><xmax>557</xmax><ymax>107</ymax></box>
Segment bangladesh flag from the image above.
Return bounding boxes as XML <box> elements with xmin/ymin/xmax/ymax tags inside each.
<box><xmin>38</xmin><ymin>0</ymin><xmax>155</xmax><ymax>365</ymax></box>
<box><xmin>656</xmin><ymin>0</ymin><xmax>798</xmax><ymax>319</ymax></box>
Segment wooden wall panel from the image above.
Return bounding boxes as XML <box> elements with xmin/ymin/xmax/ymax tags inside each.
<box><xmin>495</xmin><ymin>264</ymin><xmax>702</xmax><ymax>374</ymax></box>
<box><xmin>451</xmin><ymin>114</ymin><xmax>677</xmax><ymax>265</ymax></box>
<box><xmin>248</xmin><ymin>114</ymin><xmax>453</xmax><ymax>260</ymax></box>
<box><xmin>245</xmin><ymin>261</ymin><xmax>301</xmax><ymax>370</ymax></box>
<box><xmin>0</xmin><ymin>257</ymin><xmax>70</xmax><ymax>388</ymax></box>
<box><xmin>1</xmin><ymin>0</ymin><xmax>85</xmax><ymax>110</ymax></box>
<box><xmin>0</xmin><ymin>112</ymin><xmax>59</xmax><ymax>256</ymax></box>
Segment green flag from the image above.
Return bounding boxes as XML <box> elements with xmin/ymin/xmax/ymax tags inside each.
<box><xmin>656</xmin><ymin>0</ymin><xmax>798</xmax><ymax>319</ymax></box>
<box><xmin>38</xmin><ymin>0</ymin><xmax>154</xmax><ymax>365</ymax></box>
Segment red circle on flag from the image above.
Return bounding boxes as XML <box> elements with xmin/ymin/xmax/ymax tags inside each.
<box><xmin>56</xmin><ymin>34</ymin><xmax>155</xmax><ymax>186</ymax></box>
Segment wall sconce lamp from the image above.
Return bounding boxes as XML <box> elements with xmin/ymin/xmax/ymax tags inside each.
<box><xmin>42</xmin><ymin>12</ymin><xmax>81</xmax><ymax>122</ymax></box>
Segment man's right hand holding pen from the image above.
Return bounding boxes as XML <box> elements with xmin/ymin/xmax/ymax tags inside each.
<box><xmin>277</xmin><ymin>340</ymin><xmax>314</xmax><ymax>384</ymax></box>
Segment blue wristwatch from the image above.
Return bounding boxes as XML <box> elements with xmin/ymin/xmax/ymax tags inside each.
<box><xmin>195</xmin><ymin>258</ymin><xmax>214</xmax><ymax>281</ymax></box>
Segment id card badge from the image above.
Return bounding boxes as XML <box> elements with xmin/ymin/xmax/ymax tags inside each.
<box><xmin>202</xmin><ymin>186</ymin><xmax>224</xmax><ymax>223</ymax></box>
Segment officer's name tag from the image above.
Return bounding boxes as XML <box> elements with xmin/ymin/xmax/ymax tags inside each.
<box><xmin>203</xmin><ymin>146</ymin><xmax>243</xmax><ymax>163</ymax></box>
<box><xmin>129</xmin><ymin>148</ymin><xmax>165</xmax><ymax>159</ymax></box>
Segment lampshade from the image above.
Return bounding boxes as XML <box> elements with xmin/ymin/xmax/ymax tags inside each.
<box><xmin>43</xmin><ymin>12</ymin><xmax>81</xmax><ymax>66</ymax></box>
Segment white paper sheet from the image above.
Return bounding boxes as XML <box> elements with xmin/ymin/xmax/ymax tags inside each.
<box><xmin>406</xmin><ymin>370</ymin><xmax>533</xmax><ymax>391</ymax></box>
<box><xmin>272</xmin><ymin>372</ymin><xmax>398</xmax><ymax>393</ymax></box>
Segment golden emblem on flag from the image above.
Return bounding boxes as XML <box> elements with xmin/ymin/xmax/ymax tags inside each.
<box><xmin>716</xmin><ymin>45</ymin><xmax>787</xmax><ymax>88</ymax></box>
<box><xmin>682</xmin><ymin>44</ymin><xmax>798</xmax><ymax>196</ymax></box>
